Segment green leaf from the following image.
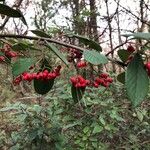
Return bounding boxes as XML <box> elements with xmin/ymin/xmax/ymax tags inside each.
<box><xmin>93</xmin><ymin>124</ymin><xmax>103</xmax><ymax>134</ymax></box>
<box><xmin>117</xmin><ymin>49</ymin><xmax>131</xmax><ymax>62</ymax></box>
<box><xmin>0</xmin><ymin>4</ymin><xmax>23</xmax><ymax>17</ymax></box>
<box><xmin>67</xmin><ymin>34</ymin><xmax>102</xmax><ymax>52</ymax></box>
<box><xmin>0</xmin><ymin>51</ymin><xmax>5</xmax><ymax>56</ymax></box>
<box><xmin>122</xmin><ymin>32</ymin><xmax>150</xmax><ymax>40</ymax></box>
<box><xmin>12</xmin><ymin>43</ymin><xmax>28</xmax><ymax>51</ymax></box>
<box><xmin>83</xmin><ymin>50</ymin><xmax>108</xmax><ymax>65</ymax></box>
<box><xmin>71</xmin><ymin>85</ymin><xmax>85</xmax><ymax>103</ymax></box>
<box><xmin>33</xmin><ymin>79</ymin><xmax>54</xmax><ymax>95</ymax></box>
<box><xmin>117</xmin><ymin>72</ymin><xmax>125</xmax><ymax>84</ymax></box>
<box><xmin>31</xmin><ymin>30</ymin><xmax>52</xmax><ymax>38</ymax></box>
<box><xmin>46</xmin><ymin>42</ymin><xmax>69</xmax><ymax>66</ymax></box>
<box><xmin>125</xmin><ymin>53</ymin><xmax>149</xmax><ymax>107</ymax></box>
<box><xmin>12</xmin><ymin>58</ymin><xmax>35</xmax><ymax>77</ymax></box>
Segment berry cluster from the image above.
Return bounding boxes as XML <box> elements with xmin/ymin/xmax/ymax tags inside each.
<box><xmin>70</xmin><ymin>75</ymin><xmax>90</xmax><ymax>88</ymax></box>
<box><xmin>93</xmin><ymin>73</ymin><xmax>113</xmax><ymax>88</ymax></box>
<box><xmin>13</xmin><ymin>66</ymin><xmax>61</xmax><ymax>85</ymax></box>
<box><xmin>145</xmin><ymin>62</ymin><xmax>150</xmax><ymax>76</ymax></box>
<box><xmin>0</xmin><ymin>44</ymin><xmax>18</xmax><ymax>62</ymax></box>
<box><xmin>67</xmin><ymin>48</ymin><xmax>82</xmax><ymax>62</ymax></box>
<box><xmin>70</xmin><ymin>73</ymin><xmax>113</xmax><ymax>89</ymax></box>
<box><xmin>77</xmin><ymin>60</ymin><xmax>87</xmax><ymax>68</ymax></box>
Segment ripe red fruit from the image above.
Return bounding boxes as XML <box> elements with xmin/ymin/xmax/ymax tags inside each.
<box><xmin>127</xmin><ymin>45</ymin><xmax>135</xmax><ymax>53</ymax></box>
<box><xmin>70</xmin><ymin>75</ymin><xmax>89</xmax><ymax>88</ymax></box>
<box><xmin>145</xmin><ymin>62</ymin><xmax>150</xmax><ymax>77</ymax></box>
<box><xmin>77</xmin><ymin>61</ymin><xmax>87</xmax><ymax>68</ymax></box>
<box><xmin>99</xmin><ymin>73</ymin><xmax>109</xmax><ymax>79</ymax></box>
<box><xmin>93</xmin><ymin>82</ymin><xmax>99</xmax><ymax>88</ymax></box>
<box><xmin>106</xmin><ymin>77</ymin><xmax>113</xmax><ymax>83</ymax></box>
<box><xmin>145</xmin><ymin>62</ymin><xmax>150</xmax><ymax>70</ymax></box>
<box><xmin>13</xmin><ymin>76</ymin><xmax>22</xmax><ymax>85</ymax></box>
<box><xmin>0</xmin><ymin>56</ymin><xmax>5</xmax><ymax>62</ymax></box>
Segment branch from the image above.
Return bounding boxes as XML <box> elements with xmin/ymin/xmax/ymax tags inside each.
<box><xmin>0</xmin><ymin>34</ymin><xmax>126</xmax><ymax>68</ymax></box>
<box><xmin>0</xmin><ymin>34</ymin><xmax>86</xmax><ymax>51</ymax></box>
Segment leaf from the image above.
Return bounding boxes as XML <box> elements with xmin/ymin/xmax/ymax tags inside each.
<box><xmin>31</xmin><ymin>30</ymin><xmax>51</xmax><ymax>38</ymax></box>
<box><xmin>12</xmin><ymin>43</ymin><xmax>28</xmax><ymax>51</ymax></box>
<box><xmin>122</xmin><ymin>32</ymin><xmax>150</xmax><ymax>40</ymax></box>
<box><xmin>83</xmin><ymin>50</ymin><xmax>108</xmax><ymax>65</ymax></box>
<box><xmin>117</xmin><ymin>72</ymin><xmax>125</xmax><ymax>84</ymax></box>
<box><xmin>93</xmin><ymin>124</ymin><xmax>103</xmax><ymax>134</ymax></box>
<box><xmin>0</xmin><ymin>4</ymin><xmax>23</xmax><ymax>17</ymax></box>
<box><xmin>12</xmin><ymin>58</ymin><xmax>35</xmax><ymax>77</ymax></box>
<box><xmin>117</xmin><ymin>49</ymin><xmax>131</xmax><ymax>62</ymax></box>
<box><xmin>125</xmin><ymin>53</ymin><xmax>149</xmax><ymax>107</ymax></box>
<box><xmin>33</xmin><ymin>79</ymin><xmax>54</xmax><ymax>95</ymax></box>
<box><xmin>0</xmin><ymin>51</ymin><xmax>5</xmax><ymax>56</ymax></box>
<box><xmin>46</xmin><ymin>42</ymin><xmax>69</xmax><ymax>66</ymax></box>
<box><xmin>67</xmin><ymin>33</ymin><xmax>102</xmax><ymax>51</ymax></box>
<box><xmin>71</xmin><ymin>85</ymin><xmax>85</xmax><ymax>103</ymax></box>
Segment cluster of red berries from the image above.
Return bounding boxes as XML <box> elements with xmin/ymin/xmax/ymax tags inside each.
<box><xmin>70</xmin><ymin>73</ymin><xmax>113</xmax><ymax>89</ymax></box>
<box><xmin>70</xmin><ymin>75</ymin><xmax>90</xmax><ymax>88</ymax></box>
<box><xmin>93</xmin><ymin>73</ymin><xmax>113</xmax><ymax>88</ymax></box>
<box><xmin>13</xmin><ymin>66</ymin><xmax>61</xmax><ymax>85</ymax></box>
<box><xmin>0</xmin><ymin>44</ymin><xmax>18</xmax><ymax>62</ymax></box>
<box><xmin>77</xmin><ymin>60</ymin><xmax>87</xmax><ymax>68</ymax></box>
<box><xmin>67</xmin><ymin>48</ymin><xmax>82</xmax><ymax>62</ymax></box>
<box><xmin>145</xmin><ymin>62</ymin><xmax>150</xmax><ymax>76</ymax></box>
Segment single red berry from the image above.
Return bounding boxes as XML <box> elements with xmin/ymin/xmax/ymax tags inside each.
<box><xmin>0</xmin><ymin>56</ymin><xmax>5</xmax><ymax>62</ymax></box>
<box><xmin>77</xmin><ymin>61</ymin><xmax>87</xmax><ymax>68</ymax></box>
<box><xmin>145</xmin><ymin>62</ymin><xmax>150</xmax><ymax>70</ymax></box>
<box><xmin>127</xmin><ymin>45</ymin><xmax>135</xmax><ymax>53</ymax></box>
<box><xmin>100</xmin><ymin>73</ymin><xmax>109</xmax><ymax>79</ymax></box>
<box><xmin>93</xmin><ymin>82</ymin><xmax>99</xmax><ymax>88</ymax></box>
<box><xmin>106</xmin><ymin>77</ymin><xmax>113</xmax><ymax>83</ymax></box>
<box><xmin>102</xmin><ymin>82</ymin><xmax>109</xmax><ymax>88</ymax></box>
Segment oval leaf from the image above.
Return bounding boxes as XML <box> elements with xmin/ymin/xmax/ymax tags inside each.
<box><xmin>34</xmin><ymin>79</ymin><xmax>54</xmax><ymax>95</ymax></box>
<box><xmin>117</xmin><ymin>49</ymin><xmax>131</xmax><ymax>62</ymax></box>
<box><xmin>12</xmin><ymin>58</ymin><xmax>35</xmax><ymax>77</ymax></box>
<box><xmin>122</xmin><ymin>32</ymin><xmax>150</xmax><ymax>40</ymax></box>
<box><xmin>125</xmin><ymin>53</ymin><xmax>149</xmax><ymax>107</ymax></box>
<box><xmin>117</xmin><ymin>72</ymin><xmax>125</xmax><ymax>84</ymax></box>
<box><xmin>84</xmin><ymin>50</ymin><xmax>108</xmax><ymax>65</ymax></box>
<box><xmin>46</xmin><ymin>42</ymin><xmax>69</xmax><ymax>66</ymax></box>
<box><xmin>31</xmin><ymin>30</ymin><xmax>51</xmax><ymax>38</ymax></box>
<box><xmin>0</xmin><ymin>4</ymin><xmax>22</xmax><ymax>17</ymax></box>
<box><xmin>71</xmin><ymin>85</ymin><xmax>85</xmax><ymax>103</ymax></box>
<box><xmin>66</xmin><ymin>33</ymin><xmax>102</xmax><ymax>52</ymax></box>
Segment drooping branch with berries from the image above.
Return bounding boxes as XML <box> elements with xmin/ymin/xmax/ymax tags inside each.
<box><xmin>0</xmin><ymin>32</ymin><xmax>150</xmax><ymax>106</ymax></box>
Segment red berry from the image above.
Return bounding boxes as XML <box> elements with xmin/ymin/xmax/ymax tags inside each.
<box><xmin>0</xmin><ymin>56</ymin><xmax>5</xmax><ymax>62</ymax></box>
<box><xmin>127</xmin><ymin>45</ymin><xmax>135</xmax><ymax>53</ymax></box>
<box><xmin>106</xmin><ymin>77</ymin><xmax>113</xmax><ymax>83</ymax></box>
<box><xmin>145</xmin><ymin>62</ymin><xmax>150</xmax><ymax>70</ymax></box>
<box><xmin>93</xmin><ymin>82</ymin><xmax>99</xmax><ymax>88</ymax></box>
<box><xmin>100</xmin><ymin>73</ymin><xmax>109</xmax><ymax>79</ymax></box>
<box><xmin>77</xmin><ymin>61</ymin><xmax>87</xmax><ymax>68</ymax></box>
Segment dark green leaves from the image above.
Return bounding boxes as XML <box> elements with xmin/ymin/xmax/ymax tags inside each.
<box><xmin>117</xmin><ymin>72</ymin><xmax>125</xmax><ymax>84</ymax></box>
<box><xmin>46</xmin><ymin>42</ymin><xmax>69</xmax><ymax>66</ymax></box>
<box><xmin>34</xmin><ymin>79</ymin><xmax>54</xmax><ymax>95</ymax></box>
<box><xmin>0</xmin><ymin>4</ymin><xmax>23</xmax><ymax>18</ymax></box>
<box><xmin>66</xmin><ymin>33</ymin><xmax>102</xmax><ymax>52</ymax></box>
<box><xmin>125</xmin><ymin>53</ymin><xmax>149</xmax><ymax>106</ymax></box>
<box><xmin>117</xmin><ymin>49</ymin><xmax>130</xmax><ymax>62</ymax></box>
<box><xmin>12</xmin><ymin>58</ymin><xmax>35</xmax><ymax>77</ymax></box>
<box><xmin>71</xmin><ymin>86</ymin><xmax>85</xmax><ymax>103</ymax></box>
<box><xmin>30</xmin><ymin>30</ymin><xmax>52</xmax><ymax>38</ymax></box>
<box><xmin>83</xmin><ymin>50</ymin><xmax>108</xmax><ymax>65</ymax></box>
